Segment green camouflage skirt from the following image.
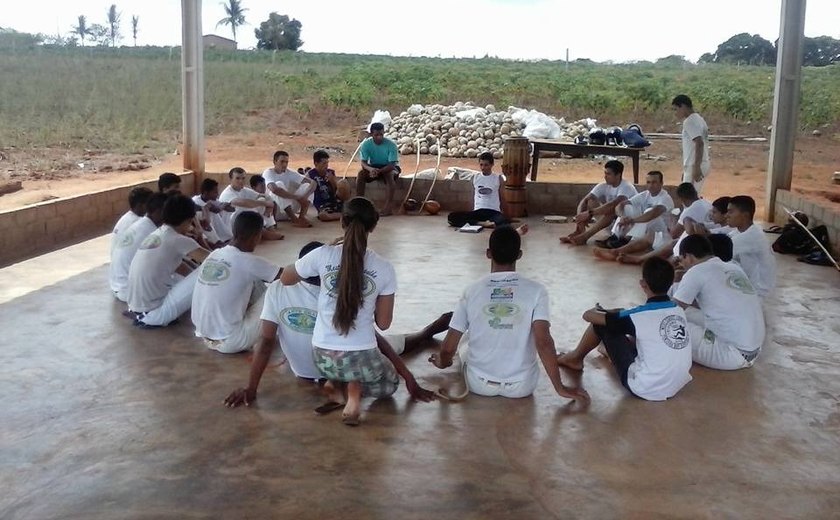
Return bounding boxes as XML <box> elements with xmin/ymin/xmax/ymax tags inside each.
<box><xmin>312</xmin><ymin>347</ymin><xmax>399</xmax><ymax>398</ymax></box>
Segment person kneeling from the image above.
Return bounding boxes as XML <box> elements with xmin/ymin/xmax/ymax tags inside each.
<box><xmin>126</xmin><ymin>194</ymin><xmax>211</xmax><ymax>328</ymax></box>
<box><xmin>191</xmin><ymin>212</ymin><xmax>282</xmax><ymax>354</ymax></box>
<box><xmin>430</xmin><ymin>226</ymin><xmax>588</xmax><ymax>402</ymax></box>
<box><xmin>558</xmin><ymin>257</ymin><xmax>692</xmax><ymax>401</ymax></box>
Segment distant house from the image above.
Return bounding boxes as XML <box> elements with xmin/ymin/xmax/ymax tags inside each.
<box><xmin>202</xmin><ymin>34</ymin><xmax>236</xmax><ymax>51</ymax></box>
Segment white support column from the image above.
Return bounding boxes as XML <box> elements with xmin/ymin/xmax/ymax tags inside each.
<box><xmin>181</xmin><ymin>0</ymin><xmax>205</xmax><ymax>180</ymax></box>
<box><xmin>765</xmin><ymin>0</ymin><xmax>806</xmax><ymax>221</ymax></box>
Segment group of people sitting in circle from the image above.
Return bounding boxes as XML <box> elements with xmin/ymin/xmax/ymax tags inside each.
<box><xmin>106</xmin><ymin>129</ymin><xmax>777</xmax><ymax>425</ymax></box>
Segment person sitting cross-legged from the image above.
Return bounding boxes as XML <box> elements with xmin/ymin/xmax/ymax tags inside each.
<box><xmin>262</xmin><ymin>150</ymin><xmax>316</xmax><ymax>227</ymax></box>
<box><xmin>430</xmin><ymin>226</ymin><xmax>588</xmax><ymax>402</ymax></box>
<box><xmin>126</xmin><ymin>194</ymin><xmax>211</xmax><ymax>328</ymax></box>
<box><xmin>191</xmin><ymin>211</ymin><xmax>283</xmax><ymax>355</ymax></box>
<box><xmin>219</xmin><ymin>167</ymin><xmax>284</xmax><ymax>241</ymax></box>
<box><xmin>560</xmin><ymin>160</ymin><xmax>638</xmax><ymax>246</ymax></box>
<box><xmin>557</xmin><ymin>257</ymin><xmax>693</xmax><ymax>401</ymax></box>
<box><xmin>308</xmin><ymin>149</ymin><xmax>346</xmax><ymax>222</ymax></box>
<box><xmin>592</xmin><ymin>171</ymin><xmax>675</xmax><ymax>261</ymax></box>
<box><xmin>110</xmin><ymin>192</ymin><xmax>168</xmax><ymax>302</ymax></box>
<box><xmin>673</xmin><ymin>234</ymin><xmax>765</xmax><ymax>370</ymax></box>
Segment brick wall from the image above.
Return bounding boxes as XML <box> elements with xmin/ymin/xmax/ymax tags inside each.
<box><xmin>0</xmin><ymin>172</ymin><xmax>194</xmax><ymax>268</ymax></box>
<box><xmin>774</xmin><ymin>189</ymin><xmax>840</xmax><ymax>257</ymax></box>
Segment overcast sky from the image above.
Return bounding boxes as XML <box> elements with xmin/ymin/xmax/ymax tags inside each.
<box><xmin>5</xmin><ymin>0</ymin><xmax>839</xmax><ymax>62</ymax></box>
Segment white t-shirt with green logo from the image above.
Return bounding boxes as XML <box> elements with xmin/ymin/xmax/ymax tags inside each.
<box><xmin>110</xmin><ymin>216</ymin><xmax>157</xmax><ymax>295</ymax></box>
<box><xmin>261</xmin><ymin>280</ymin><xmax>321</xmax><ymax>379</ymax></box>
<box><xmin>673</xmin><ymin>257</ymin><xmax>765</xmax><ymax>350</ymax></box>
<box><xmin>294</xmin><ymin>244</ymin><xmax>397</xmax><ymax>351</ymax></box>
<box><xmin>191</xmin><ymin>245</ymin><xmax>279</xmax><ymax>341</ymax></box>
<box><xmin>128</xmin><ymin>225</ymin><xmax>200</xmax><ymax>312</ymax></box>
<box><xmin>450</xmin><ymin>271</ymin><xmax>550</xmax><ymax>383</ymax></box>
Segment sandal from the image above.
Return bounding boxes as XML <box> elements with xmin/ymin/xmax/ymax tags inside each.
<box><xmin>314</xmin><ymin>401</ymin><xmax>345</xmax><ymax>415</ymax></box>
<box><xmin>764</xmin><ymin>225</ymin><xmax>784</xmax><ymax>234</ymax></box>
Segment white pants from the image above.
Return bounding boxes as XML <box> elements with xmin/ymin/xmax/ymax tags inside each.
<box><xmin>682</xmin><ymin>167</ymin><xmax>709</xmax><ymax>195</ymax></box>
<box><xmin>466</xmin><ymin>365</ymin><xmax>539</xmax><ymax>398</ymax></box>
<box><xmin>269</xmin><ymin>184</ymin><xmax>313</xmax><ymax>219</ymax></box>
<box><xmin>138</xmin><ymin>269</ymin><xmax>200</xmax><ymax>327</ymax></box>
<box><xmin>202</xmin><ymin>283</ymin><xmax>267</xmax><ymax>354</ymax></box>
<box><xmin>688</xmin><ymin>322</ymin><xmax>758</xmax><ymax>370</ymax></box>
<box><xmin>612</xmin><ymin>204</ymin><xmax>667</xmax><ymax>240</ymax></box>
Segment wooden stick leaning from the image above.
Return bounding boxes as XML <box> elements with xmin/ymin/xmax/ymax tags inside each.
<box><xmin>335</xmin><ymin>140</ymin><xmax>364</xmax><ymax>203</ymax></box>
<box><xmin>340</xmin><ymin>140</ymin><xmax>365</xmax><ymax>181</ymax></box>
<box><xmin>416</xmin><ymin>138</ymin><xmax>442</xmax><ymax>215</ymax></box>
<box><xmin>782</xmin><ymin>206</ymin><xmax>840</xmax><ymax>271</ymax></box>
<box><xmin>398</xmin><ymin>139</ymin><xmax>422</xmax><ymax>214</ymax></box>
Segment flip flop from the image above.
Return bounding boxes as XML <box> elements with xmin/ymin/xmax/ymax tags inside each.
<box><xmin>764</xmin><ymin>225</ymin><xmax>784</xmax><ymax>234</ymax></box>
<box><xmin>313</xmin><ymin>401</ymin><xmax>344</xmax><ymax>415</ymax></box>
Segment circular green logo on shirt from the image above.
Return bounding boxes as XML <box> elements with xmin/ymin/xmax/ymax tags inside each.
<box><xmin>280</xmin><ymin>307</ymin><xmax>317</xmax><ymax>334</ymax></box>
<box><xmin>118</xmin><ymin>231</ymin><xmax>135</xmax><ymax>248</ymax></box>
<box><xmin>139</xmin><ymin>234</ymin><xmax>161</xmax><ymax>250</ymax></box>
<box><xmin>726</xmin><ymin>271</ymin><xmax>756</xmax><ymax>295</ymax></box>
<box><xmin>200</xmin><ymin>261</ymin><xmax>230</xmax><ymax>284</ymax></box>
<box><xmin>323</xmin><ymin>272</ymin><xmax>377</xmax><ymax>298</ymax></box>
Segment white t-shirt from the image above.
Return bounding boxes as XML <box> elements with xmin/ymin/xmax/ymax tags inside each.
<box><xmin>294</xmin><ymin>245</ymin><xmax>397</xmax><ymax>351</ymax></box>
<box><xmin>627</xmin><ymin>189</ymin><xmax>674</xmax><ymax>233</ymax></box>
<box><xmin>473</xmin><ymin>173</ymin><xmax>503</xmax><ymax>212</ymax></box>
<box><xmin>681</xmin><ymin>113</ymin><xmax>711</xmax><ymax>178</ymax></box>
<box><xmin>127</xmin><ymin>225</ymin><xmax>200</xmax><ymax>312</ymax></box>
<box><xmin>192</xmin><ymin>195</ymin><xmax>233</xmax><ymax>243</ymax></box>
<box><xmin>450</xmin><ymin>271</ymin><xmax>549</xmax><ymax>383</ymax></box>
<box><xmin>113</xmin><ymin>210</ymin><xmax>141</xmax><ymax>235</ymax></box>
<box><xmin>191</xmin><ymin>245</ymin><xmax>279</xmax><ymax>341</ymax></box>
<box><xmin>219</xmin><ymin>185</ymin><xmax>263</xmax><ymax>223</ymax></box>
<box><xmin>110</xmin><ymin>216</ymin><xmax>158</xmax><ymax>294</ymax></box>
<box><xmin>672</xmin><ymin>198</ymin><xmax>713</xmax><ymax>257</ymax></box>
<box><xmin>729</xmin><ymin>224</ymin><xmax>777</xmax><ymax>297</ymax></box>
<box><xmin>610</xmin><ymin>298</ymin><xmax>692</xmax><ymax>401</ymax></box>
<box><xmin>263</xmin><ymin>168</ymin><xmax>306</xmax><ymax>192</ymax></box>
<box><xmin>261</xmin><ymin>280</ymin><xmax>322</xmax><ymax>379</ymax></box>
<box><xmin>674</xmin><ymin>257</ymin><xmax>765</xmax><ymax>350</ymax></box>
<box><xmin>589</xmin><ymin>179</ymin><xmax>638</xmax><ymax>204</ymax></box>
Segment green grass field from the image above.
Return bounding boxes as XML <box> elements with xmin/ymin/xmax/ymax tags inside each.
<box><xmin>1</xmin><ymin>46</ymin><xmax>838</xmax><ymax>156</ymax></box>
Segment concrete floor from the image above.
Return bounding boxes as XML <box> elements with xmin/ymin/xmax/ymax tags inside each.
<box><xmin>1</xmin><ymin>215</ymin><xmax>839</xmax><ymax>519</ymax></box>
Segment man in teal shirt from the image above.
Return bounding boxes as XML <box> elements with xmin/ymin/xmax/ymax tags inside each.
<box><xmin>357</xmin><ymin>122</ymin><xmax>401</xmax><ymax>216</ymax></box>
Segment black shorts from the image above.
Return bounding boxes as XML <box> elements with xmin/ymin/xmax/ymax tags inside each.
<box><xmin>360</xmin><ymin>165</ymin><xmax>401</xmax><ymax>183</ymax></box>
<box><xmin>593</xmin><ymin>324</ymin><xmax>640</xmax><ymax>397</ymax></box>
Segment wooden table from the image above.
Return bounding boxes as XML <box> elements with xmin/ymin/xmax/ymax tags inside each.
<box><xmin>529</xmin><ymin>139</ymin><xmax>647</xmax><ymax>183</ymax></box>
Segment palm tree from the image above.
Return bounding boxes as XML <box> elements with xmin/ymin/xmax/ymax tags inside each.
<box><xmin>216</xmin><ymin>0</ymin><xmax>247</xmax><ymax>44</ymax></box>
<box><xmin>73</xmin><ymin>15</ymin><xmax>92</xmax><ymax>47</ymax></box>
<box><xmin>131</xmin><ymin>15</ymin><xmax>139</xmax><ymax>46</ymax></box>
<box><xmin>106</xmin><ymin>4</ymin><xmax>121</xmax><ymax>47</ymax></box>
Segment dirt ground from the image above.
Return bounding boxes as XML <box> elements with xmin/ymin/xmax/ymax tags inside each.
<box><xmin>2</xmin><ymin>123</ymin><xmax>839</xmax><ymax>218</ymax></box>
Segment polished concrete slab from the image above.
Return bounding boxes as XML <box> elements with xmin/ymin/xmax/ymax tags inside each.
<box><xmin>2</xmin><ymin>215</ymin><xmax>840</xmax><ymax>519</ymax></box>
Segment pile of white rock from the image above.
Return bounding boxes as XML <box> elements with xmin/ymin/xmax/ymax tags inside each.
<box><xmin>383</xmin><ymin>102</ymin><xmax>598</xmax><ymax>158</ymax></box>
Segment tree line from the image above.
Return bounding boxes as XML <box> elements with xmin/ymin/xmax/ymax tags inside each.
<box><xmin>0</xmin><ymin>0</ymin><xmax>303</xmax><ymax>51</ymax></box>
<box><xmin>700</xmin><ymin>33</ymin><xmax>840</xmax><ymax>67</ymax></box>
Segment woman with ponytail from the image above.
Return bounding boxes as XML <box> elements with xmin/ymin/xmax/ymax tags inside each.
<box><xmin>280</xmin><ymin>197</ymin><xmax>430</xmax><ymax>425</ymax></box>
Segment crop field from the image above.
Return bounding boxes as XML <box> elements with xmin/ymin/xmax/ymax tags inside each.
<box><xmin>2</xmin><ymin>46</ymin><xmax>839</xmax><ymax>158</ymax></box>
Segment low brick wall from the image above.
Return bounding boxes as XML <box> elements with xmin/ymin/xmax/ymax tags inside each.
<box><xmin>0</xmin><ymin>172</ymin><xmax>194</xmax><ymax>268</ymax></box>
<box><xmin>775</xmin><ymin>189</ymin><xmax>840</xmax><ymax>257</ymax></box>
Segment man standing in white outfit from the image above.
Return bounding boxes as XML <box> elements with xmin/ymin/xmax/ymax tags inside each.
<box><xmin>262</xmin><ymin>150</ymin><xmax>316</xmax><ymax>227</ymax></box>
<box><xmin>191</xmin><ymin>212</ymin><xmax>281</xmax><ymax>354</ymax></box>
<box><xmin>430</xmin><ymin>226</ymin><xmax>589</xmax><ymax>402</ymax></box>
<box><xmin>672</xmin><ymin>94</ymin><xmax>710</xmax><ymax>194</ymax></box>
<box><xmin>674</xmin><ymin>235</ymin><xmax>765</xmax><ymax>370</ymax></box>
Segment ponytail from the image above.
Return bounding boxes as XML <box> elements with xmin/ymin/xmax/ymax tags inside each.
<box><xmin>333</xmin><ymin>197</ymin><xmax>379</xmax><ymax>335</ymax></box>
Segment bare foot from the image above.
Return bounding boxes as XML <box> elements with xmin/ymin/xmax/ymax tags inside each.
<box><xmin>342</xmin><ymin>381</ymin><xmax>362</xmax><ymax>426</ymax></box>
<box><xmin>322</xmin><ymin>381</ymin><xmax>345</xmax><ymax>404</ymax></box>
<box><xmin>557</xmin><ymin>352</ymin><xmax>584</xmax><ymax>371</ymax></box>
<box><xmin>516</xmin><ymin>224</ymin><xmax>529</xmax><ymax>236</ymax></box>
<box><xmin>262</xmin><ymin>229</ymin><xmax>285</xmax><ymax>241</ymax></box>
<box><xmin>617</xmin><ymin>253</ymin><xmax>644</xmax><ymax>265</ymax></box>
<box><xmin>292</xmin><ymin>218</ymin><xmax>313</xmax><ymax>228</ymax></box>
<box><xmin>593</xmin><ymin>247</ymin><xmax>618</xmax><ymax>261</ymax></box>
<box><xmin>569</xmin><ymin>234</ymin><xmax>589</xmax><ymax>246</ymax></box>
<box><xmin>559</xmin><ymin>235</ymin><xmax>573</xmax><ymax>243</ymax></box>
